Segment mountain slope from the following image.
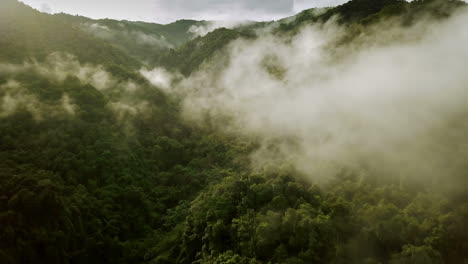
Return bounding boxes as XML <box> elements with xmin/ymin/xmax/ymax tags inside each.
<box><xmin>0</xmin><ymin>0</ymin><xmax>207</xmax><ymax>68</ymax></box>
<box><xmin>0</xmin><ymin>0</ymin><xmax>139</xmax><ymax>68</ymax></box>
<box><xmin>160</xmin><ymin>0</ymin><xmax>466</xmax><ymax>77</ymax></box>
<box><xmin>279</xmin><ymin>0</ymin><xmax>466</xmax><ymax>32</ymax></box>
<box><xmin>0</xmin><ymin>0</ymin><xmax>467</xmax><ymax>264</ymax></box>
<box><xmin>158</xmin><ymin>28</ymin><xmax>252</xmax><ymax>76</ymax></box>
<box><xmin>52</xmin><ymin>14</ymin><xmax>204</xmax><ymax>65</ymax></box>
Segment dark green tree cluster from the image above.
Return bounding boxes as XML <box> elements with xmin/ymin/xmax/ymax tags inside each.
<box><xmin>0</xmin><ymin>68</ymin><xmax>252</xmax><ymax>263</ymax></box>
<box><xmin>0</xmin><ymin>0</ymin><xmax>467</xmax><ymax>263</ymax></box>
<box><xmin>157</xmin><ymin>28</ymin><xmax>250</xmax><ymax>76</ymax></box>
<box><xmin>0</xmin><ymin>0</ymin><xmax>140</xmax><ymax>68</ymax></box>
<box><xmin>276</xmin><ymin>0</ymin><xmax>466</xmax><ymax>34</ymax></box>
<box><xmin>144</xmin><ymin>170</ymin><xmax>468</xmax><ymax>264</ymax></box>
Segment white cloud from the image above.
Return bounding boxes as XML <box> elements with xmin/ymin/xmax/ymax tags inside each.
<box><xmin>140</xmin><ymin>67</ymin><xmax>176</xmax><ymax>90</ymax></box>
<box><xmin>0</xmin><ymin>53</ymin><xmax>147</xmax><ymax>120</ymax></box>
<box><xmin>108</xmin><ymin>101</ymin><xmax>149</xmax><ymax>120</ymax></box>
<box><xmin>61</xmin><ymin>94</ymin><xmax>76</xmax><ymax>115</ymax></box>
<box><xmin>0</xmin><ymin>79</ymin><xmax>75</xmax><ymax>120</ymax></box>
<box><xmin>81</xmin><ymin>23</ymin><xmax>174</xmax><ymax>48</ymax></box>
<box><xmin>174</xmin><ymin>11</ymin><xmax>468</xmax><ymax>184</ymax></box>
<box><xmin>188</xmin><ymin>21</ymin><xmax>253</xmax><ymax>37</ymax></box>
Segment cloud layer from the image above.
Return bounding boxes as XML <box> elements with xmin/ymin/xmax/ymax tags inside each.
<box><xmin>0</xmin><ymin>53</ymin><xmax>166</xmax><ymax>122</ymax></box>
<box><xmin>173</xmin><ymin>11</ymin><xmax>468</xmax><ymax>186</ymax></box>
<box><xmin>81</xmin><ymin>22</ymin><xmax>174</xmax><ymax>48</ymax></box>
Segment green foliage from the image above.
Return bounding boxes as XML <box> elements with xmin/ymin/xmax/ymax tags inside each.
<box><xmin>276</xmin><ymin>0</ymin><xmax>467</xmax><ymax>35</ymax></box>
<box><xmin>158</xmin><ymin>28</ymin><xmax>248</xmax><ymax>76</ymax></box>
<box><xmin>390</xmin><ymin>245</ymin><xmax>443</xmax><ymax>264</ymax></box>
<box><xmin>52</xmin><ymin>14</ymin><xmax>202</xmax><ymax>66</ymax></box>
<box><xmin>0</xmin><ymin>0</ymin><xmax>139</xmax><ymax>68</ymax></box>
<box><xmin>0</xmin><ymin>0</ymin><xmax>467</xmax><ymax>264</ymax></box>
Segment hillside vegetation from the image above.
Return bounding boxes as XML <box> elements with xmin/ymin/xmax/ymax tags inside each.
<box><xmin>0</xmin><ymin>0</ymin><xmax>467</xmax><ymax>264</ymax></box>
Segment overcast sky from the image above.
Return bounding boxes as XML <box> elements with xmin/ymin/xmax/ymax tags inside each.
<box><xmin>20</xmin><ymin>0</ymin><xmax>348</xmax><ymax>23</ymax></box>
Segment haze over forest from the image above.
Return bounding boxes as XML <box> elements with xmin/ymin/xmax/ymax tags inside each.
<box><xmin>0</xmin><ymin>0</ymin><xmax>467</xmax><ymax>263</ymax></box>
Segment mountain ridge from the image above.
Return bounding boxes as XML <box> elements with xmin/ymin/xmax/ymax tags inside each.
<box><xmin>1</xmin><ymin>0</ymin><xmax>467</xmax><ymax>263</ymax></box>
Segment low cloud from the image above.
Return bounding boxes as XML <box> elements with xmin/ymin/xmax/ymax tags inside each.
<box><xmin>140</xmin><ymin>67</ymin><xmax>176</xmax><ymax>90</ymax></box>
<box><xmin>61</xmin><ymin>94</ymin><xmax>76</xmax><ymax>115</ymax></box>
<box><xmin>82</xmin><ymin>22</ymin><xmax>174</xmax><ymax>48</ymax></box>
<box><xmin>173</xmin><ymin>11</ymin><xmax>468</xmax><ymax>185</ymax></box>
<box><xmin>188</xmin><ymin>21</ymin><xmax>253</xmax><ymax>37</ymax></box>
<box><xmin>109</xmin><ymin>101</ymin><xmax>149</xmax><ymax>120</ymax></box>
<box><xmin>0</xmin><ymin>53</ymin><xmax>156</xmax><ymax>120</ymax></box>
<box><xmin>0</xmin><ymin>52</ymin><xmax>116</xmax><ymax>90</ymax></box>
<box><xmin>0</xmin><ymin>79</ymin><xmax>76</xmax><ymax>120</ymax></box>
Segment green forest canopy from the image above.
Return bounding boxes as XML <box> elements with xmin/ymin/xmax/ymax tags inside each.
<box><xmin>0</xmin><ymin>0</ymin><xmax>467</xmax><ymax>263</ymax></box>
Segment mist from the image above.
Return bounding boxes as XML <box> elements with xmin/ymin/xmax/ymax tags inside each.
<box><xmin>173</xmin><ymin>10</ymin><xmax>468</xmax><ymax>185</ymax></box>
<box><xmin>0</xmin><ymin>53</ymin><xmax>159</xmax><ymax>121</ymax></box>
<box><xmin>2</xmin><ymin>1</ymin><xmax>468</xmax><ymax>263</ymax></box>
<box><xmin>188</xmin><ymin>20</ymin><xmax>253</xmax><ymax>37</ymax></box>
<box><xmin>82</xmin><ymin>22</ymin><xmax>174</xmax><ymax>49</ymax></box>
<box><xmin>0</xmin><ymin>78</ymin><xmax>78</xmax><ymax>120</ymax></box>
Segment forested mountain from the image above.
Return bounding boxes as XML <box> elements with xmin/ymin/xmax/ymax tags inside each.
<box><xmin>52</xmin><ymin>14</ymin><xmax>205</xmax><ymax>66</ymax></box>
<box><xmin>53</xmin><ymin>14</ymin><xmax>201</xmax><ymax>47</ymax></box>
<box><xmin>0</xmin><ymin>0</ymin><xmax>140</xmax><ymax>67</ymax></box>
<box><xmin>1</xmin><ymin>0</ymin><xmax>467</xmax><ymax>263</ymax></box>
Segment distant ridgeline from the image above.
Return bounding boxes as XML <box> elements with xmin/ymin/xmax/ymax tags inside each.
<box><xmin>0</xmin><ymin>0</ymin><xmax>467</xmax><ymax>264</ymax></box>
<box><xmin>0</xmin><ymin>0</ymin><xmax>465</xmax><ymax>73</ymax></box>
<box><xmin>0</xmin><ymin>0</ymin><xmax>205</xmax><ymax>67</ymax></box>
<box><xmin>157</xmin><ymin>0</ymin><xmax>468</xmax><ymax>76</ymax></box>
<box><xmin>0</xmin><ymin>0</ymin><xmax>466</xmax><ymax>72</ymax></box>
